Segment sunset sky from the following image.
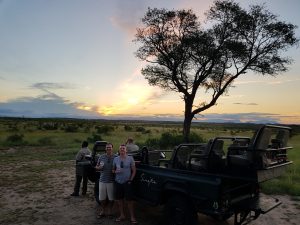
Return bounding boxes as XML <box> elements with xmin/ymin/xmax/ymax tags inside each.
<box><xmin>0</xmin><ymin>0</ymin><xmax>299</xmax><ymax>124</ymax></box>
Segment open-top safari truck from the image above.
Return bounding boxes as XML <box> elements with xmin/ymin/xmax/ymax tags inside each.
<box><xmin>130</xmin><ymin>125</ymin><xmax>293</xmax><ymax>225</ymax></box>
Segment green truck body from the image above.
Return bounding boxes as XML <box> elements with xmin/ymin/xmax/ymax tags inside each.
<box><xmin>129</xmin><ymin>125</ymin><xmax>293</xmax><ymax>225</ymax></box>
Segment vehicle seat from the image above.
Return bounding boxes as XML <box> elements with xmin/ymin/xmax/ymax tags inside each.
<box><xmin>173</xmin><ymin>146</ymin><xmax>193</xmax><ymax>170</ymax></box>
<box><xmin>227</xmin><ymin>140</ymin><xmax>251</xmax><ymax>168</ymax></box>
<box><xmin>141</xmin><ymin>146</ymin><xmax>149</xmax><ymax>164</ymax></box>
<box><xmin>148</xmin><ymin>151</ymin><xmax>161</xmax><ymax>166</ymax></box>
<box><xmin>211</xmin><ymin>139</ymin><xmax>225</xmax><ymax>158</ymax></box>
<box><xmin>207</xmin><ymin>140</ymin><xmax>225</xmax><ymax>171</ymax></box>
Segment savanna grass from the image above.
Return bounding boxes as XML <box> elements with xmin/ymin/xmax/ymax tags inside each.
<box><xmin>0</xmin><ymin>118</ymin><xmax>299</xmax><ymax>195</ymax></box>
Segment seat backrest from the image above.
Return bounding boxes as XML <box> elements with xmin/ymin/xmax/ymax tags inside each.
<box><xmin>141</xmin><ymin>146</ymin><xmax>149</xmax><ymax>164</ymax></box>
<box><xmin>148</xmin><ymin>151</ymin><xmax>161</xmax><ymax>166</ymax></box>
<box><xmin>256</xmin><ymin>128</ymin><xmax>272</xmax><ymax>149</ymax></box>
<box><xmin>207</xmin><ymin>139</ymin><xmax>225</xmax><ymax>172</ymax></box>
<box><xmin>173</xmin><ymin>146</ymin><xmax>194</xmax><ymax>169</ymax></box>
<box><xmin>275</xmin><ymin>129</ymin><xmax>289</xmax><ymax>147</ymax></box>
<box><xmin>212</xmin><ymin>139</ymin><xmax>225</xmax><ymax>157</ymax></box>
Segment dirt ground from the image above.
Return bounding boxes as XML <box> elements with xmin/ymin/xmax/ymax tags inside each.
<box><xmin>0</xmin><ymin>159</ymin><xmax>300</xmax><ymax>225</ymax></box>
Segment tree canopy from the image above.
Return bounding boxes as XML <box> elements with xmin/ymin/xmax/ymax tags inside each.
<box><xmin>134</xmin><ymin>0</ymin><xmax>298</xmax><ymax>141</ymax></box>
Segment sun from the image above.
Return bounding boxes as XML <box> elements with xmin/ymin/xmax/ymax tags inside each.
<box><xmin>77</xmin><ymin>105</ymin><xmax>91</xmax><ymax>111</ymax></box>
<box><xmin>127</xmin><ymin>97</ymin><xmax>139</xmax><ymax>105</ymax></box>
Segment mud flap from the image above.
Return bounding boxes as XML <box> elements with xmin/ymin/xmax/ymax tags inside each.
<box><xmin>234</xmin><ymin>195</ymin><xmax>281</xmax><ymax>225</ymax></box>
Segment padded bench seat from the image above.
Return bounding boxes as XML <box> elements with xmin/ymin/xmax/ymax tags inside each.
<box><xmin>228</xmin><ymin>155</ymin><xmax>252</xmax><ymax>167</ymax></box>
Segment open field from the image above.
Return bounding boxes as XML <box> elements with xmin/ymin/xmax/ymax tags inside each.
<box><xmin>0</xmin><ymin>118</ymin><xmax>300</xmax><ymax>225</ymax></box>
<box><xmin>1</xmin><ymin>117</ymin><xmax>299</xmax><ymax>195</ymax></box>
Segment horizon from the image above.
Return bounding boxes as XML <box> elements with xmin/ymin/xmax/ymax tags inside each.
<box><xmin>1</xmin><ymin>113</ymin><xmax>299</xmax><ymax>126</ymax></box>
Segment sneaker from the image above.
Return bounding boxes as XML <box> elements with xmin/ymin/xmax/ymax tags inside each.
<box><xmin>70</xmin><ymin>193</ymin><xmax>79</xmax><ymax>197</ymax></box>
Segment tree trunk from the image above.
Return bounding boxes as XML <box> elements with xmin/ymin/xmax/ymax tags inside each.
<box><xmin>183</xmin><ymin>99</ymin><xmax>194</xmax><ymax>142</ymax></box>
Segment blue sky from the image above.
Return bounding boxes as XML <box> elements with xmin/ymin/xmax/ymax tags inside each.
<box><xmin>0</xmin><ymin>0</ymin><xmax>299</xmax><ymax>124</ymax></box>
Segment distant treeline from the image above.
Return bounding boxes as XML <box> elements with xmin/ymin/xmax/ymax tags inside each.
<box><xmin>0</xmin><ymin>117</ymin><xmax>299</xmax><ymax>135</ymax></box>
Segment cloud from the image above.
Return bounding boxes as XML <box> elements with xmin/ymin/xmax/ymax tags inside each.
<box><xmin>99</xmin><ymin>65</ymin><xmax>165</xmax><ymax>115</ymax></box>
<box><xmin>197</xmin><ymin>113</ymin><xmax>280</xmax><ymax>124</ymax></box>
<box><xmin>176</xmin><ymin>0</ymin><xmax>214</xmax><ymax>21</ymax></box>
<box><xmin>233</xmin><ymin>102</ymin><xmax>258</xmax><ymax>106</ymax></box>
<box><xmin>0</xmin><ymin>95</ymin><xmax>101</xmax><ymax>119</ymax></box>
<box><xmin>110</xmin><ymin>0</ymin><xmax>145</xmax><ymax>38</ymax></box>
<box><xmin>0</xmin><ymin>81</ymin><xmax>102</xmax><ymax>118</ymax></box>
<box><xmin>31</xmin><ymin>82</ymin><xmax>76</xmax><ymax>90</ymax></box>
<box><xmin>235</xmin><ymin>78</ymin><xmax>300</xmax><ymax>86</ymax></box>
<box><xmin>1</xmin><ymin>93</ymin><xmax>298</xmax><ymax>125</ymax></box>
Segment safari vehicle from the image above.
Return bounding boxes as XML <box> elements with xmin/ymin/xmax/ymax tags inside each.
<box><xmin>130</xmin><ymin>125</ymin><xmax>293</xmax><ymax>225</ymax></box>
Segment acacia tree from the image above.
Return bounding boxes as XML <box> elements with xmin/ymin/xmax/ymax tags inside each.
<box><xmin>134</xmin><ymin>0</ymin><xmax>298</xmax><ymax>141</ymax></box>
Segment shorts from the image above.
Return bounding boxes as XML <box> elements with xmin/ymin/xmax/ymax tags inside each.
<box><xmin>99</xmin><ymin>182</ymin><xmax>115</xmax><ymax>201</ymax></box>
<box><xmin>115</xmin><ymin>182</ymin><xmax>133</xmax><ymax>200</ymax></box>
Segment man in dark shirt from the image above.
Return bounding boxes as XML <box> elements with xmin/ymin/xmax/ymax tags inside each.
<box><xmin>70</xmin><ymin>141</ymin><xmax>91</xmax><ymax>196</ymax></box>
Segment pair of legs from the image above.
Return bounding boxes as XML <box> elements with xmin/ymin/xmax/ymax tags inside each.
<box><xmin>73</xmin><ymin>174</ymin><xmax>88</xmax><ymax>195</ymax></box>
<box><xmin>116</xmin><ymin>199</ymin><xmax>136</xmax><ymax>222</ymax></box>
<box><xmin>98</xmin><ymin>200</ymin><xmax>114</xmax><ymax>217</ymax></box>
<box><xmin>98</xmin><ymin>182</ymin><xmax>114</xmax><ymax>216</ymax></box>
<box><xmin>115</xmin><ymin>182</ymin><xmax>137</xmax><ymax>223</ymax></box>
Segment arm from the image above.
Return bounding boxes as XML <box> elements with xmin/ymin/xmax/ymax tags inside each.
<box><xmin>75</xmin><ymin>150</ymin><xmax>83</xmax><ymax>162</ymax></box>
<box><xmin>112</xmin><ymin>158</ymin><xmax>117</xmax><ymax>174</ymax></box>
<box><xmin>129</xmin><ymin>157</ymin><xmax>136</xmax><ymax>181</ymax></box>
<box><xmin>95</xmin><ymin>155</ymin><xmax>101</xmax><ymax>170</ymax></box>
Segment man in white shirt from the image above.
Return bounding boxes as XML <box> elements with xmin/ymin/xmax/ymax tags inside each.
<box><xmin>125</xmin><ymin>138</ymin><xmax>139</xmax><ymax>153</ymax></box>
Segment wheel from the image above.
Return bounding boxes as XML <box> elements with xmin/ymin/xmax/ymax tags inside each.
<box><xmin>94</xmin><ymin>178</ymin><xmax>100</xmax><ymax>205</ymax></box>
<box><xmin>87</xmin><ymin>166</ymin><xmax>97</xmax><ymax>182</ymax></box>
<box><xmin>211</xmin><ymin>212</ymin><xmax>233</xmax><ymax>221</ymax></box>
<box><xmin>164</xmin><ymin>195</ymin><xmax>197</xmax><ymax>225</ymax></box>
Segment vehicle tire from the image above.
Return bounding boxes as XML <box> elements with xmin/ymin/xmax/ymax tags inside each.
<box><xmin>211</xmin><ymin>212</ymin><xmax>233</xmax><ymax>221</ymax></box>
<box><xmin>164</xmin><ymin>195</ymin><xmax>197</xmax><ymax>225</ymax></box>
<box><xmin>94</xmin><ymin>178</ymin><xmax>100</xmax><ymax>205</ymax></box>
<box><xmin>87</xmin><ymin>166</ymin><xmax>97</xmax><ymax>182</ymax></box>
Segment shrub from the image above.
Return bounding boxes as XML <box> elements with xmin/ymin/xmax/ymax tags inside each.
<box><xmin>137</xmin><ymin>138</ymin><xmax>160</xmax><ymax>149</ymax></box>
<box><xmin>136</xmin><ymin>127</ymin><xmax>146</xmax><ymax>132</ymax></box>
<box><xmin>95</xmin><ymin>125</ymin><xmax>114</xmax><ymax>134</ymax></box>
<box><xmin>5</xmin><ymin>134</ymin><xmax>25</xmax><ymax>146</ymax></box>
<box><xmin>37</xmin><ymin>137</ymin><xmax>55</xmax><ymax>146</ymax></box>
<box><xmin>124</xmin><ymin>125</ymin><xmax>133</xmax><ymax>131</ymax></box>
<box><xmin>73</xmin><ymin>138</ymin><xmax>82</xmax><ymax>143</ymax></box>
<box><xmin>64</xmin><ymin>124</ymin><xmax>79</xmax><ymax>132</ymax></box>
<box><xmin>188</xmin><ymin>132</ymin><xmax>205</xmax><ymax>143</ymax></box>
<box><xmin>7</xmin><ymin>125</ymin><xmax>19</xmax><ymax>132</ymax></box>
<box><xmin>87</xmin><ymin>133</ymin><xmax>102</xmax><ymax>143</ymax></box>
<box><xmin>139</xmin><ymin>132</ymin><xmax>205</xmax><ymax>149</ymax></box>
<box><xmin>41</xmin><ymin>123</ymin><xmax>58</xmax><ymax>130</ymax></box>
<box><xmin>84</xmin><ymin>126</ymin><xmax>91</xmax><ymax>132</ymax></box>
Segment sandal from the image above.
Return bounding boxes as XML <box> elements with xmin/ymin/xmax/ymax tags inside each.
<box><xmin>131</xmin><ymin>219</ymin><xmax>138</xmax><ymax>224</ymax></box>
<box><xmin>115</xmin><ymin>217</ymin><xmax>125</xmax><ymax>222</ymax></box>
<box><xmin>97</xmin><ymin>212</ymin><xmax>105</xmax><ymax>219</ymax></box>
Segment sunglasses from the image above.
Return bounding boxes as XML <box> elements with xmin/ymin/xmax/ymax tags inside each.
<box><xmin>120</xmin><ymin>161</ymin><xmax>124</xmax><ymax>168</ymax></box>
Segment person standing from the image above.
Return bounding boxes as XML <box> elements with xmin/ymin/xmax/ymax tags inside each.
<box><xmin>95</xmin><ymin>143</ymin><xmax>116</xmax><ymax>218</ymax></box>
<box><xmin>125</xmin><ymin>138</ymin><xmax>139</xmax><ymax>153</ymax></box>
<box><xmin>113</xmin><ymin>144</ymin><xmax>137</xmax><ymax>224</ymax></box>
<box><xmin>71</xmin><ymin>141</ymin><xmax>91</xmax><ymax>196</ymax></box>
